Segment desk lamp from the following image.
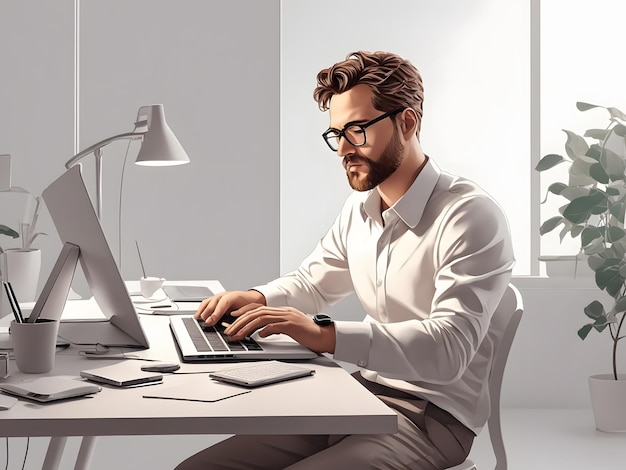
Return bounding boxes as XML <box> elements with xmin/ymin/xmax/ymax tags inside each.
<box><xmin>65</xmin><ymin>104</ymin><xmax>189</xmax><ymax>219</ymax></box>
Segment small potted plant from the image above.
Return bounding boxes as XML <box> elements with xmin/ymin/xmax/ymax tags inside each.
<box><xmin>536</xmin><ymin>101</ymin><xmax>626</xmax><ymax>431</ymax></box>
<box><xmin>0</xmin><ymin>194</ymin><xmax>46</xmax><ymax>302</ymax></box>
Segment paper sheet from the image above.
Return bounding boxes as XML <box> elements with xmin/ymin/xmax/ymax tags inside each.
<box><xmin>143</xmin><ymin>380</ymin><xmax>250</xmax><ymax>403</ymax></box>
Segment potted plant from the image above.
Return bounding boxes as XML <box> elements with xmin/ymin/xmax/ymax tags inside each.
<box><xmin>536</xmin><ymin>101</ymin><xmax>626</xmax><ymax>431</ymax></box>
<box><xmin>0</xmin><ymin>195</ymin><xmax>46</xmax><ymax>303</ymax></box>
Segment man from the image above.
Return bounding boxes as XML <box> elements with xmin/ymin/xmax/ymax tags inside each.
<box><xmin>176</xmin><ymin>50</ymin><xmax>514</xmax><ymax>469</ymax></box>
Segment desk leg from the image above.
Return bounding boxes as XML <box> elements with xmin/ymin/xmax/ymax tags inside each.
<box><xmin>42</xmin><ymin>436</ymin><xmax>67</xmax><ymax>470</ymax></box>
<box><xmin>74</xmin><ymin>436</ymin><xmax>97</xmax><ymax>470</ymax></box>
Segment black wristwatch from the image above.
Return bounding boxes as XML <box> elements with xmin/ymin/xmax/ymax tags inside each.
<box><xmin>313</xmin><ymin>314</ymin><xmax>334</xmax><ymax>327</ymax></box>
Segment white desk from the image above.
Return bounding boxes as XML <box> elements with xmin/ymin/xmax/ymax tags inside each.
<box><xmin>0</xmin><ymin>281</ymin><xmax>397</xmax><ymax>469</ymax></box>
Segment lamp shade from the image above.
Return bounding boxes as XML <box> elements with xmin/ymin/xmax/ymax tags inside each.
<box><xmin>134</xmin><ymin>104</ymin><xmax>190</xmax><ymax>166</ymax></box>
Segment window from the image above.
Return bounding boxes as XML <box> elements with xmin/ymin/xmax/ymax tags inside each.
<box><xmin>281</xmin><ymin>0</ymin><xmax>532</xmax><ymax>274</ymax></box>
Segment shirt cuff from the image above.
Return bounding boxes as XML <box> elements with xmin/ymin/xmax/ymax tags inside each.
<box><xmin>333</xmin><ymin>320</ymin><xmax>373</xmax><ymax>368</ymax></box>
<box><xmin>249</xmin><ymin>284</ymin><xmax>287</xmax><ymax>307</ymax></box>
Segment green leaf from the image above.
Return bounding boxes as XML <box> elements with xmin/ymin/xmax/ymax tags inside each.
<box><xmin>0</xmin><ymin>224</ymin><xmax>19</xmax><ymax>238</ymax></box>
<box><xmin>606</xmin><ymin>226</ymin><xmax>626</xmax><ymax>242</ymax></box>
<box><xmin>600</xmin><ymin>147</ymin><xmax>626</xmax><ymax>181</ymax></box>
<box><xmin>615</xmin><ymin>296</ymin><xmax>626</xmax><ymax>313</ymax></box>
<box><xmin>539</xmin><ymin>216</ymin><xmax>563</xmax><ymax>235</ymax></box>
<box><xmin>548</xmin><ymin>182</ymin><xmax>568</xmax><ymax>196</ymax></box>
<box><xmin>569</xmin><ymin>160</ymin><xmax>596</xmax><ymax>186</ymax></box>
<box><xmin>561</xmin><ymin>186</ymin><xmax>592</xmax><ymax>201</ymax></box>
<box><xmin>577</xmin><ymin>102</ymin><xmax>602</xmax><ymax>112</ymax></box>
<box><xmin>578</xmin><ymin>323</ymin><xmax>594</xmax><ymax>340</ymax></box>
<box><xmin>593</xmin><ymin>322</ymin><xmax>609</xmax><ymax>333</ymax></box>
<box><xmin>570</xmin><ymin>224</ymin><xmax>585</xmax><ymax>238</ymax></box>
<box><xmin>609</xmin><ymin>202</ymin><xmax>626</xmax><ymax>223</ymax></box>
<box><xmin>614</xmin><ymin>124</ymin><xmax>626</xmax><ymax>137</ymax></box>
<box><xmin>536</xmin><ymin>154</ymin><xmax>567</xmax><ymax>171</ymax></box>
<box><xmin>606</xmin><ymin>187</ymin><xmax>620</xmax><ymax>197</ymax></box>
<box><xmin>583</xmin><ymin>236</ymin><xmax>605</xmax><ymax>255</ymax></box>
<box><xmin>581</xmin><ymin>226</ymin><xmax>603</xmax><ymax>246</ymax></box>
<box><xmin>584</xmin><ymin>300</ymin><xmax>605</xmax><ymax>319</ymax></box>
<box><xmin>559</xmin><ymin>223</ymin><xmax>571</xmax><ymax>242</ymax></box>
<box><xmin>588</xmin><ymin>253</ymin><xmax>605</xmax><ymax>270</ymax></box>
<box><xmin>608</xmin><ymin>107</ymin><xmax>626</xmax><ymax>122</ymax></box>
<box><xmin>585</xmin><ymin>128</ymin><xmax>611</xmax><ymax>140</ymax></box>
<box><xmin>563</xmin><ymin>130</ymin><xmax>590</xmax><ymax>160</ymax></box>
<box><xmin>586</xmin><ymin>144</ymin><xmax>603</xmax><ymax>160</ymax></box>
<box><xmin>563</xmin><ymin>192</ymin><xmax>607</xmax><ymax>224</ymax></box>
<box><xmin>595</xmin><ymin>261</ymin><xmax>624</xmax><ymax>296</ymax></box>
<box><xmin>612</xmin><ymin>239</ymin><xmax>626</xmax><ymax>257</ymax></box>
<box><xmin>590</xmin><ymin>162</ymin><xmax>610</xmax><ymax>184</ymax></box>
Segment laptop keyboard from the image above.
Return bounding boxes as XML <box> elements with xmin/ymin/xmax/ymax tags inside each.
<box><xmin>182</xmin><ymin>317</ymin><xmax>263</xmax><ymax>353</ymax></box>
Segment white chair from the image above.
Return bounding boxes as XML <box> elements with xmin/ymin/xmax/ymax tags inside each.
<box><xmin>447</xmin><ymin>283</ymin><xmax>524</xmax><ymax>470</ymax></box>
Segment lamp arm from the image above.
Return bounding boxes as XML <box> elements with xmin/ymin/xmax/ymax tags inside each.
<box><xmin>64</xmin><ymin>131</ymin><xmax>145</xmax><ymax>219</ymax></box>
<box><xmin>64</xmin><ymin>131</ymin><xmax>145</xmax><ymax>169</ymax></box>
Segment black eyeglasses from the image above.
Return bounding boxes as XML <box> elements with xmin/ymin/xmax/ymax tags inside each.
<box><xmin>322</xmin><ymin>108</ymin><xmax>403</xmax><ymax>151</ymax></box>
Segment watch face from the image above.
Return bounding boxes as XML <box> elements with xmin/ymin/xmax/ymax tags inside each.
<box><xmin>314</xmin><ymin>314</ymin><xmax>333</xmax><ymax>326</ymax></box>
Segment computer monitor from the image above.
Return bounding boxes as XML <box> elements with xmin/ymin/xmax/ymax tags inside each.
<box><xmin>40</xmin><ymin>165</ymin><xmax>149</xmax><ymax>348</ymax></box>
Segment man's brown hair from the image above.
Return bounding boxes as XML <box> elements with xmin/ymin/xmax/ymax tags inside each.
<box><xmin>313</xmin><ymin>51</ymin><xmax>424</xmax><ymax>132</ymax></box>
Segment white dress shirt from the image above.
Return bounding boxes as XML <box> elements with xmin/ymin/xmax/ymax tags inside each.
<box><xmin>254</xmin><ymin>158</ymin><xmax>515</xmax><ymax>434</ymax></box>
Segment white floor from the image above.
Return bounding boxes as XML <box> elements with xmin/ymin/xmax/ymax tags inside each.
<box><xmin>3</xmin><ymin>409</ymin><xmax>626</xmax><ymax>469</ymax></box>
<box><xmin>467</xmin><ymin>409</ymin><xmax>626</xmax><ymax>470</ymax></box>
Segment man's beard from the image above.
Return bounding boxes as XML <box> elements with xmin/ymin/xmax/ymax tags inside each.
<box><xmin>343</xmin><ymin>128</ymin><xmax>404</xmax><ymax>191</ymax></box>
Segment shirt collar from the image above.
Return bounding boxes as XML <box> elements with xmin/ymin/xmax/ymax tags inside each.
<box><xmin>360</xmin><ymin>158</ymin><xmax>441</xmax><ymax>229</ymax></box>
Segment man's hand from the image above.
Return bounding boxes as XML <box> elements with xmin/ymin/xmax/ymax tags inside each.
<box><xmin>194</xmin><ymin>290</ymin><xmax>266</xmax><ymax>326</ymax></box>
<box><xmin>223</xmin><ymin>305</ymin><xmax>336</xmax><ymax>354</ymax></box>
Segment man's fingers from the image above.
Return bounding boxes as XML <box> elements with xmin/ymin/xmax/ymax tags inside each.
<box><xmin>225</xmin><ymin>312</ymin><xmax>282</xmax><ymax>338</ymax></box>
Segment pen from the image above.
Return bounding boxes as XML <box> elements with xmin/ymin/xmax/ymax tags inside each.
<box><xmin>6</xmin><ymin>282</ymin><xmax>24</xmax><ymax>323</ymax></box>
<box><xmin>3</xmin><ymin>282</ymin><xmax>22</xmax><ymax>323</ymax></box>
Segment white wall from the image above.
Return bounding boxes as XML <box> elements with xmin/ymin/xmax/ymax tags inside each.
<box><xmin>1</xmin><ymin>0</ymin><xmax>281</xmax><ymax>297</ymax></box>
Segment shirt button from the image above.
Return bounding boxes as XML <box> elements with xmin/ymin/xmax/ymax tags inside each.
<box><xmin>377</xmin><ymin>279</ymin><xmax>383</xmax><ymax>286</ymax></box>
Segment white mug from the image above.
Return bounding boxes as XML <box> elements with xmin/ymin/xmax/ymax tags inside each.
<box><xmin>140</xmin><ymin>277</ymin><xmax>165</xmax><ymax>299</ymax></box>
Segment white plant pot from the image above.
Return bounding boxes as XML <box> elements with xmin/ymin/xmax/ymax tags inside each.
<box><xmin>539</xmin><ymin>255</ymin><xmax>594</xmax><ymax>278</ymax></box>
<box><xmin>2</xmin><ymin>248</ymin><xmax>41</xmax><ymax>303</ymax></box>
<box><xmin>588</xmin><ymin>374</ymin><xmax>626</xmax><ymax>432</ymax></box>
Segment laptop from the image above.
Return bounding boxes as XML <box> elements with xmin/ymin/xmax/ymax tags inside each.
<box><xmin>170</xmin><ymin>314</ymin><xmax>319</xmax><ymax>362</ymax></box>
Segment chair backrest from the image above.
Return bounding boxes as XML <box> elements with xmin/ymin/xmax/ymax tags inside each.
<box><xmin>485</xmin><ymin>283</ymin><xmax>524</xmax><ymax>470</ymax></box>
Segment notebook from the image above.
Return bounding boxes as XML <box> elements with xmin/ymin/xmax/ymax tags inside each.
<box><xmin>170</xmin><ymin>315</ymin><xmax>319</xmax><ymax>362</ymax></box>
<box><xmin>0</xmin><ymin>376</ymin><xmax>101</xmax><ymax>403</ymax></box>
<box><xmin>80</xmin><ymin>362</ymin><xmax>164</xmax><ymax>387</ymax></box>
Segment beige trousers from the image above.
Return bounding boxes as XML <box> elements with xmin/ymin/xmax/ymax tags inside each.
<box><xmin>174</xmin><ymin>389</ymin><xmax>475</xmax><ymax>470</ymax></box>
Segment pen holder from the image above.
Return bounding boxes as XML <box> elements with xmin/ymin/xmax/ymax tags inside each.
<box><xmin>10</xmin><ymin>319</ymin><xmax>60</xmax><ymax>373</ymax></box>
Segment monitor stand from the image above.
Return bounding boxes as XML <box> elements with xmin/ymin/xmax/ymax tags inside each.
<box><xmin>33</xmin><ymin>242</ymin><xmax>146</xmax><ymax>348</ymax></box>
